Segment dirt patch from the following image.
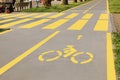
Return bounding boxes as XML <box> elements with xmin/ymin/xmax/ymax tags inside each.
<box><xmin>112</xmin><ymin>13</ymin><xmax>120</xmax><ymax>33</ymax></box>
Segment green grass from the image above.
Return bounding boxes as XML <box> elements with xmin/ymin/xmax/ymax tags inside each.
<box><xmin>22</xmin><ymin>0</ymin><xmax>91</xmax><ymax>12</ymax></box>
<box><xmin>109</xmin><ymin>0</ymin><xmax>120</xmax><ymax>13</ymax></box>
<box><xmin>112</xmin><ymin>32</ymin><xmax>120</xmax><ymax>79</ymax></box>
<box><xmin>0</xmin><ymin>28</ymin><xmax>10</xmax><ymax>32</ymax></box>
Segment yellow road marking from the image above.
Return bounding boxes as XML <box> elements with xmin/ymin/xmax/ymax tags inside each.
<box><xmin>83</xmin><ymin>4</ymin><xmax>95</xmax><ymax>14</ymax></box>
<box><xmin>68</xmin><ymin>20</ymin><xmax>88</xmax><ymax>30</ymax></box>
<box><xmin>0</xmin><ymin>29</ymin><xmax>12</xmax><ymax>35</ymax></box>
<box><xmin>71</xmin><ymin>52</ymin><xmax>84</xmax><ymax>64</ymax></box>
<box><xmin>48</xmin><ymin>13</ymin><xmax>64</xmax><ymax>18</ymax></box>
<box><xmin>0</xmin><ymin>19</ymin><xmax>15</xmax><ymax>24</ymax></box>
<box><xmin>107</xmin><ymin>33</ymin><xmax>116</xmax><ymax>80</ymax></box>
<box><xmin>0</xmin><ymin>31</ymin><xmax>60</xmax><ymax>75</ymax></box>
<box><xmin>82</xmin><ymin>13</ymin><xmax>93</xmax><ymax>19</ymax></box>
<box><xmin>0</xmin><ymin>14</ymin><xmax>13</xmax><ymax>17</ymax></box>
<box><xmin>77</xmin><ymin>35</ymin><xmax>83</xmax><ymax>40</ymax></box>
<box><xmin>38</xmin><ymin>50</ymin><xmax>62</xmax><ymax>62</ymax></box>
<box><xmin>20</xmin><ymin>19</ymin><xmax>51</xmax><ymax>28</ymax></box>
<box><xmin>2</xmin><ymin>14</ymin><xmax>24</xmax><ymax>18</ymax></box>
<box><xmin>80</xmin><ymin>52</ymin><xmax>93</xmax><ymax>64</ymax></box>
<box><xmin>0</xmin><ymin>18</ymin><xmax>32</xmax><ymax>28</ymax></box>
<box><xmin>43</xmin><ymin>19</ymin><xmax>69</xmax><ymax>29</ymax></box>
<box><xmin>17</xmin><ymin>13</ymin><xmax>38</xmax><ymax>18</ymax></box>
<box><xmin>83</xmin><ymin>6</ymin><xmax>93</xmax><ymax>14</ymax></box>
<box><xmin>70</xmin><ymin>52</ymin><xmax>93</xmax><ymax>64</ymax></box>
<box><xmin>83</xmin><ymin>0</ymin><xmax>101</xmax><ymax>14</ymax></box>
<box><xmin>99</xmin><ymin>14</ymin><xmax>108</xmax><ymax>19</ymax></box>
<box><xmin>63</xmin><ymin>45</ymin><xmax>77</xmax><ymax>58</ymax></box>
<box><xmin>94</xmin><ymin>20</ymin><xmax>108</xmax><ymax>31</ymax></box>
<box><xmin>33</xmin><ymin>13</ymin><xmax>51</xmax><ymax>18</ymax></box>
<box><xmin>64</xmin><ymin>13</ymin><xmax>78</xmax><ymax>19</ymax></box>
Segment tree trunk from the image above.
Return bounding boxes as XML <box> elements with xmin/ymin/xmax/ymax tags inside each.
<box><xmin>74</xmin><ymin>0</ymin><xmax>77</xmax><ymax>3</ymax></box>
<box><xmin>80</xmin><ymin>0</ymin><xmax>82</xmax><ymax>2</ymax></box>
<box><xmin>62</xmin><ymin>0</ymin><xmax>68</xmax><ymax>5</ymax></box>
<box><xmin>43</xmin><ymin>0</ymin><xmax>51</xmax><ymax>7</ymax></box>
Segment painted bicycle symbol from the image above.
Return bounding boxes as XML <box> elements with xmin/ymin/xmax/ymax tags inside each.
<box><xmin>38</xmin><ymin>45</ymin><xmax>94</xmax><ymax>64</ymax></box>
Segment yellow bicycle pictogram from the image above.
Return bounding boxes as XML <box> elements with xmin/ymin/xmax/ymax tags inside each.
<box><xmin>38</xmin><ymin>45</ymin><xmax>94</xmax><ymax>64</ymax></box>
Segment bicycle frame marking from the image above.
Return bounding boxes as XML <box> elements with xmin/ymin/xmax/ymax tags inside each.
<box><xmin>63</xmin><ymin>45</ymin><xmax>77</xmax><ymax>58</ymax></box>
<box><xmin>38</xmin><ymin>45</ymin><xmax>94</xmax><ymax>64</ymax></box>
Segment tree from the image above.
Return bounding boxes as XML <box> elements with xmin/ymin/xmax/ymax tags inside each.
<box><xmin>62</xmin><ymin>0</ymin><xmax>68</xmax><ymax>5</ymax></box>
<box><xmin>74</xmin><ymin>0</ymin><xmax>77</xmax><ymax>3</ymax></box>
<box><xmin>43</xmin><ymin>0</ymin><xmax>52</xmax><ymax>7</ymax></box>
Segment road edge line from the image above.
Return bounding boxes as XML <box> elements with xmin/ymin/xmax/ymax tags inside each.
<box><xmin>107</xmin><ymin>33</ymin><xmax>116</xmax><ymax>80</ymax></box>
<box><xmin>0</xmin><ymin>31</ymin><xmax>60</xmax><ymax>75</ymax></box>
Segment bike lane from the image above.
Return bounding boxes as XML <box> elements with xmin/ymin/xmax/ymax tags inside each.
<box><xmin>0</xmin><ymin>0</ymin><xmax>116</xmax><ymax>80</ymax></box>
<box><xmin>0</xmin><ymin>30</ymin><xmax>107</xmax><ymax>80</ymax></box>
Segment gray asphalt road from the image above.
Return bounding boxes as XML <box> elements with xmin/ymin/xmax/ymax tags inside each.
<box><xmin>0</xmin><ymin>0</ymin><xmax>116</xmax><ymax>80</ymax></box>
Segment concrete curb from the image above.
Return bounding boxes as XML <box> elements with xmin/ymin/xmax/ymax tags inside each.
<box><xmin>110</xmin><ymin>13</ymin><xmax>117</xmax><ymax>32</ymax></box>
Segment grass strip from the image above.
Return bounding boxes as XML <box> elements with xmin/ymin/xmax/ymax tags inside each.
<box><xmin>22</xmin><ymin>0</ymin><xmax>91</xmax><ymax>12</ymax></box>
<box><xmin>0</xmin><ymin>28</ymin><xmax>10</xmax><ymax>32</ymax></box>
<box><xmin>109</xmin><ymin>0</ymin><xmax>120</xmax><ymax>13</ymax></box>
<box><xmin>112</xmin><ymin>32</ymin><xmax>120</xmax><ymax>80</ymax></box>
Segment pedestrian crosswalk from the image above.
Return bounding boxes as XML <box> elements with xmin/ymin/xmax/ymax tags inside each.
<box><xmin>68</xmin><ymin>20</ymin><xmax>89</xmax><ymax>30</ymax></box>
<box><xmin>0</xmin><ymin>13</ymin><xmax>109</xmax><ymax>31</ymax></box>
<box><xmin>0</xmin><ymin>19</ymin><xmax>15</xmax><ymax>24</ymax></box>
<box><xmin>20</xmin><ymin>19</ymin><xmax>51</xmax><ymax>28</ymax></box>
<box><xmin>43</xmin><ymin>19</ymin><xmax>69</xmax><ymax>30</ymax></box>
<box><xmin>0</xmin><ymin>18</ymin><xmax>32</xmax><ymax>28</ymax></box>
<box><xmin>94</xmin><ymin>13</ymin><xmax>108</xmax><ymax>31</ymax></box>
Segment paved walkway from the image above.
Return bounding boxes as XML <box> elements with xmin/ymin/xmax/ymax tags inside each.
<box><xmin>0</xmin><ymin>0</ymin><xmax>116</xmax><ymax>80</ymax></box>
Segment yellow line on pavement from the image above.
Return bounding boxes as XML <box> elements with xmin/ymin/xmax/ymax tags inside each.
<box><xmin>0</xmin><ymin>31</ymin><xmax>60</xmax><ymax>75</ymax></box>
<box><xmin>82</xmin><ymin>13</ymin><xmax>93</xmax><ymax>19</ymax></box>
<box><xmin>33</xmin><ymin>13</ymin><xmax>51</xmax><ymax>18</ymax></box>
<box><xmin>0</xmin><ymin>19</ymin><xmax>15</xmax><ymax>24</ymax></box>
<box><xmin>17</xmin><ymin>13</ymin><xmax>38</xmax><ymax>18</ymax></box>
<box><xmin>83</xmin><ymin>5</ymin><xmax>94</xmax><ymax>14</ymax></box>
<box><xmin>0</xmin><ymin>18</ymin><xmax>32</xmax><ymax>28</ymax></box>
<box><xmin>43</xmin><ymin>19</ymin><xmax>69</xmax><ymax>29</ymax></box>
<box><xmin>99</xmin><ymin>14</ymin><xmax>108</xmax><ymax>19</ymax></box>
<box><xmin>0</xmin><ymin>29</ymin><xmax>12</xmax><ymax>35</ymax></box>
<box><xmin>77</xmin><ymin>35</ymin><xmax>83</xmax><ymax>40</ymax></box>
<box><xmin>0</xmin><ymin>14</ymin><xmax>13</xmax><ymax>17</ymax></box>
<box><xmin>48</xmin><ymin>13</ymin><xmax>64</xmax><ymax>18</ymax></box>
<box><xmin>83</xmin><ymin>0</ymin><xmax>101</xmax><ymax>14</ymax></box>
<box><xmin>94</xmin><ymin>20</ymin><xmax>108</xmax><ymax>31</ymax></box>
<box><xmin>68</xmin><ymin>20</ymin><xmax>88</xmax><ymax>30</ymax></box>
<box><xmin>2</xmin><ymin>14</ymin><xmax>24</xmax><ymax>18</ymax></box>
<box><xmin>107</xmin><ymin>33</ymin><xmax>116</xmax><ymax>80</ymax></box>
<box><xmin>20</xmin><ymin>19</ymin><xmax>51</xmax><ymax>28</ymax></box>
<box><xmin>64</xmin><ymin>13</ymin><xmax>78</xmax><ymax>19</ymax></box>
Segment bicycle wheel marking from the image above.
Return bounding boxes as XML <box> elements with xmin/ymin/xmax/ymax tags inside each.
<box><xmin>80</xmin><ymin>52</ymin><xmax>93</xmax><ymax>64</ymax></box>
<box><xmin>70</xmin><ymin>52</ymin><xmax>94</xmax><ymax>64</ymax></box>
<box><xmin>38</xmin><ymin>45</ymin><xmax>94</xmax><ymax>64</ymax></box>
<box><xmin>71</xmin><ymin>52</ymin><xmax>84</xmax><ymax>64</ymax></box>
<box><xmin>38</xmin><ymin>50</ymin><xmax>62</xmax><ymax>62</ymax></box>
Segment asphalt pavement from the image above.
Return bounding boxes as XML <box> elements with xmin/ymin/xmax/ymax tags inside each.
<box><xmin>0</xmin><ymin>0</ymin><xmax>116</xmax><ymax>80</ymax></box>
